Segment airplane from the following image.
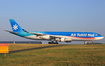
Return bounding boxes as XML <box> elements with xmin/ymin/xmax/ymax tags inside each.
<box><xmin>5</xmin><ymin>19</ymin><xmax>104</xmax><ymax>44</ymax></box>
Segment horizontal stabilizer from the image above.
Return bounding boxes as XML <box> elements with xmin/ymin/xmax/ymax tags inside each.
<box><xmin>4</xmin><ymin>30</ymin><xmax>18</xmax><ymax>34</ymax></box>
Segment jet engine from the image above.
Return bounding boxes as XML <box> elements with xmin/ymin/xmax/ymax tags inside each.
<box><xmin>56</xmin><ymin>38</ymin><xmax>72</xmax><ymax>42</ymax></box>
<box><xmin>40</xmin><ymin>35</ymin><xmax>50</xmax><ymax>39</ymax></box>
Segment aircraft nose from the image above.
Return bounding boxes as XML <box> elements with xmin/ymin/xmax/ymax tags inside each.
<box><xmin>95</xmin><ymin>36</ymin><xmax>104</xmax><ymax>40</ymax></box>
<box><xmin>101</xmin><ymin>37</ymin><xmax>104</xmax><ymax>39</ymax></box>
<box><xmin>99</xmin><ymin>36</ymin><xmax>104</xmax><ymax>40</ymax></box>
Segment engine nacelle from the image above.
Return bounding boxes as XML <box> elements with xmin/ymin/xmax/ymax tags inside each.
<box><xmin>56</xmin><ymin>38</ymin><xmax>72</xmax><ymax>42</ymax></box>
<box><xmin>59</xmin><ymin>38</ymin><xmax>65</xmax><ymax>42</ymax></box>
<box><xmin>40</xmin><ymin>35</ymin><xmax>50</xmax><ymax>39</ymax></box>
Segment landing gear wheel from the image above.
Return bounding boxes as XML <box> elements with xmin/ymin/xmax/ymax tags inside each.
<box><xmin>55</xmin><ymin>41</ymin><xmax>58</xmax><ymax>44</ymax></box>
<box><xmin>48</xmin><ymin>41</ymin><xmax>58</xmax><ymax>44</ymax></box>
<box><xmin>48</xmin><ymin>42</ymin><xmax>51</xmax><ymax>44</ymax></box>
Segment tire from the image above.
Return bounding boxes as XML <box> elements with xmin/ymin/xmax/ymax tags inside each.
<box><xmin>48</xmin><ymin>42</ymin><xmax>51</xmax><ymax>44</ymax></box>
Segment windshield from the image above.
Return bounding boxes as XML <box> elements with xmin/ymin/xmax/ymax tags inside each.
<box><xmin>98</xmin><ymin>34</ymin><xmax>101</xmax><ymax>36</ymax></box>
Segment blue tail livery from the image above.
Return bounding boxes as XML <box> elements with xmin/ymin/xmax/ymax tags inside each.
<box><xmin>9</xmin><ymin>19</ymin><xmax>23</xmax><ymax>32</ymax></box>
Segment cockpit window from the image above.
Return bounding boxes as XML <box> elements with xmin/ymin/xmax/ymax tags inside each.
<box><xmin>98</xmin><ymin>34</ymin><xmax>101</xmax><ymax>36</ymax></box>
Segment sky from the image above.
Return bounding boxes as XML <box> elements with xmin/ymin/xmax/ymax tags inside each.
<box><xmin>0</xmin><ymin>0</ymin><xmax>105</xmax><ymax>44</ymax></box>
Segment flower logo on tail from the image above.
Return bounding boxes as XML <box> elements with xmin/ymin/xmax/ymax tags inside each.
<box><xmin>13</xmin><ymin>24</ymin><xmax>18</xmax><ymax>30</ymax></box>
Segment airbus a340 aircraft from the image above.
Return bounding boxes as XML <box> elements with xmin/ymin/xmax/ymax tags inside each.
<box><xmin>5</xmin><ymin>19</ymin><xmax>104</xmax><ymax>44</ymax></box>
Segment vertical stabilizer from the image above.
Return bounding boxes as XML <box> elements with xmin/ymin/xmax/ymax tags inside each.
<box><xmin>9</xmin><ymin>19</ymin><xmax>23</xmax><ymax>32</ymax></box>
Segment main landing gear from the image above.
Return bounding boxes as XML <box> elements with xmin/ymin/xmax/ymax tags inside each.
<box><xmin>48</xmin><ymin>41</ymin><xmax>58</xmax><ymax>44</ymax></box>
<box><xmin>84</xmin><ymin>41</ymin><xmax>94</xmax><ymax>44</ymax></box>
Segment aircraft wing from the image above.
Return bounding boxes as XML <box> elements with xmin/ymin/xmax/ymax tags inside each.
<box><xmin>27</xmin><ymin>32</ymin><xmax>61</xmax><ymax>38</ymax></box>
<box><xmin>27</xmin><ymin>32</ymin><xmax>46</xmax><ymax>36</ymax></box>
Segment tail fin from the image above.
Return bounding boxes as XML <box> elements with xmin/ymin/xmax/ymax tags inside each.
<box><xmin>9</xmin><ymin>19</ymin><xmax>23</xmax><ymax>32</ymax></box>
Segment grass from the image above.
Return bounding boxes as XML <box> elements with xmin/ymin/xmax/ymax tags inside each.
<box><xmin>0</xmin><ymin>44</ymin><xmax>105</xmax><ymax>66</ymax></box>
<box><xmin>9</xmin><ymin>44</ymin><xmax>58</xmax><ymax>51</ymax></box>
